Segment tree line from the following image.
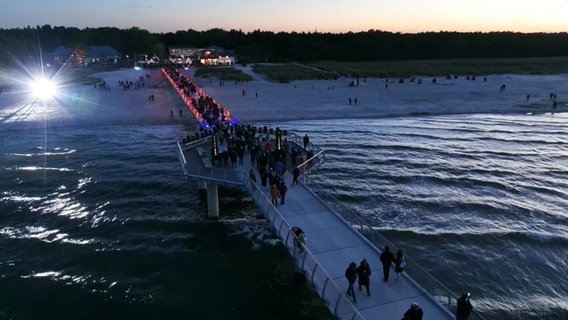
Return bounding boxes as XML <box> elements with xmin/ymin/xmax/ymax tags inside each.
<box><xmin>1</xmin><ymin>25</ymin><xmax>568</xmax><ymax>63</ymax></box>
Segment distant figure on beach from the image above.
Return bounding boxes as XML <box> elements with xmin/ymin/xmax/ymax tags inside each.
<box><xmin>402</xmin><ymin>302</ymin><xmax>423</xmax><ymax>320</ymax></box>
<box><xmin>179</xmin><ymin>109</ymin><xmax>182</xmax><ymax>117</ymax></box>
<box><xmin>348</xmin><ymin>97</ymin><xmax>352</xmax><ymax>105</ymax></box>
<box><xmin>357</xmin><ymin>259</ymin><xmax>371</xmax><ymax>296</ymax></box>
<box><xmin>526</xmin><ymin>94</ymin><xmax>530</xmax><ymax>102</ymax></box>
<box><xmin>345</xmin><ymin>262</ymin><xmax>358</xmax><ymax>303</ymax></box>
<box><xmin>255</xmin><ymin>92</ymin><xmax>258</xmax><ymax>98</ymax></box>
<box><xmin>456</xmin><ymin>293</ymin><xmax>473</xmax><ymax>320</ymax></box>
<box><xmin>303</xmin><ymin>134</ymin><xmax>309</xmax><ymax>149</ymax></box>
<box><xmin>242</xmin><ymin>89</ymin><xmax>246</xmax><ymax>96</ymax></box>
<box><xmin>354</xmin><ymin>98</ymin><xmax>358</xmax><ymax>105</ymax></box>
<box><xmin>380</xmin><ymin>246</ymin><xmax>395</xmax><ymax>281</ymax></box>
<box><xmin>395</xmin><ymin>249</ymin><xmax>405</xmax><ymax>280</ymax></box>
<box><xmin>170</xmin><ymin>110</ymin><xmax>173</xmax><ymax>118</ymax></box>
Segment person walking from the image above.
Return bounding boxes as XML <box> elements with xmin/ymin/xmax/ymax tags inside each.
<box><xmin>292</xmin><ymin>166</ymin><xmax>300</xmax><ymax>185</ymax></box>
<box><xmin>345</xmin><ymin>262</ymin><xmax>358</xmax><ymax>303</ymax></box>
<box><xmin>357</xmin><ymin>258</ymin><xmax>372</xmax><ymax>296</ymax></box>
<box><xmin>456</xmin><ymin>293</ymin><xmax>473</xmax><ymax>320</ymax></box>
<box><xmin>270</xmin><ymin>184</ymin><xmax>279</xmax><ymax>207</ymax></box>
<box><xmin>380</xmin><ymin>246</ymin><xmax>395</xmax><ymax>281</ymax></box>
<box><xmin>303</xmin><ymin>134</ymin><xmax>309</xmax><ymax>149</ymax></box>
<box><xmin>248</xmin><ymin>168</ymin><xmax>257</xmax><ymax>188</ymax></box>
<box><xmin>395</xmin><ymin>249</ymin><xmax>405</xmax><ymax>280</ymax></box>
<box><xmin>279</xmin><ymin>181</ymin><xmax>288</xmax><ymax>205</ymax></box>
<box><xmin>402</xmin><ymin>302</ymin><xmax>423</xmax><ymax>320</ymax></box>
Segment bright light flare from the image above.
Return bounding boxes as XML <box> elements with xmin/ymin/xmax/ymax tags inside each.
<box><xmin>31</xmin><ymin>77</ymin><xmax>57</xmax><ymax>100</ymax></box>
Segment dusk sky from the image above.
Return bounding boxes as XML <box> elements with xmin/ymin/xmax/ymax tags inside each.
<box><xmin>1</xmin><ymin>0</ymin><xmax>567</xmax><ymax>34</ymax></box>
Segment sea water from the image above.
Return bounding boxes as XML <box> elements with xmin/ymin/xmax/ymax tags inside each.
<box><xmin>1</xmin><ymin>99</ymin><xmax>567</xmax><ymax>319</ymax></box>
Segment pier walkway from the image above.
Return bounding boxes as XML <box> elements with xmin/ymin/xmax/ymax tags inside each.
<box><xmin>166</xmin><ymin>67</ymin><xmax>483</xmax><ymax>320</ymax></box>
<box><xmin>177</xmin><ymin>137</ymin><xmax>458</xmax><ymax>320</ymax></box>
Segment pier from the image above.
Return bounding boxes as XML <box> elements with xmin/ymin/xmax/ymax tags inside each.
<box><xmin>165</xmin><ymin>67</ymin><xmax>482</xmax><ymax>320</ymax></box>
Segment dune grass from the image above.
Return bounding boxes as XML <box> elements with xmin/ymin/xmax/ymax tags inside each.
<box><xmin>194</xmin><ymin>67</ymin><xmax>253</xmax><ymax>81</ymax></box>
<box><xmin>251</xmin><ymin>64</ymin><xmax>339</xmax><ymax>83</ymax></box>
<box><xmin>307</xmin><ymin>57</ymin><xmax>568</xmax><ymax>78</ymax></box>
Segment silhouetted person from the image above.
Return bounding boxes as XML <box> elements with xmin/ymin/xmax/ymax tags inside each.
<box><xmin>248</xmin><ymin>168</ymin><xmax>257</xmax><ymax>188</ymax></box>
<box><xmin>395</xmin><ymin>249</ymin><xmax>405</xmax><ymax>280</ymax></box>
<box><xmin>303</xmin><ymin>134</ymin><xmax>309</xmax><ymax>149</ymax></box>
<box><xmin>380</xmin><ymin>246</ymin><xmax>395</xmax><ymax>281</ymax></box>
<box><xmin>456</xmin><ymin>293</ymin><xmax>473</xmax><ymax>320</ymax></box>
<box><xmin>179</xmin><ymin>109</ymin><xmax>182</xmax><ymax>117</ymax></box>
<box><xmin>357</xmin><ymin>259</ymin><xmax>371</xmax><ymax>296</ymax></box>
<box><xmin>402</xmin><ymin>302</ymin><xmax>423</xmax><ymax>320</ymax></box>
<box><xmin>292</xmin><ymin>166</ymin><xmax>300</xmax><ymax>185</ymax></box>
<box><xmin>291</xmin><ymin>226</ymin><xmax>305</xmax><ymax>252</ymax></box>
<box><xmin>345</xmin><ymin>262</ymin><xmax>358</xmax><ymax>303</ymax></box>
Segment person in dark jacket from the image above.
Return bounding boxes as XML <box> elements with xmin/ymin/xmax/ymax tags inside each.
<box><xmin>357</xmin><ymin>258</ymin><xmax>371</xmax><ymax>296</ymax></box>
<box><xmin>456</xmin><ymin>293</ymin><xmax>473</xmax><ymax>320</ymax></box>
<box><xmin>395</xmin><ymin>249</ymin><xmax>405</xmax><ymax>280</ymax></box>
<box><xmin>345</xmin><ymin>262</ymin><xmax>358</xmax><ymax>303</ymax></box>
<box><xmin>303</xmin><ymin>134</ymin><xmax>309</xmax><ymax>149</ymax></box>
<box><xmin>248</xmin><ymin>168</ymin><xmax>257</xmax><ymax>188</ymax></box>
<box><xmin>380</xmin><ymin>246</ymin><xmax>395</xmax><ymax>281</ymax></box>
<box><xmin>278</xmin><ymin>181</ymin><xmax>288</xmax><ymax>205</ymax></box>
<box><xmin>402</xmin><ymin>302</ymin><xmax>423</xmax><ymax>320</ymax></box>
<box><xmin>292</xmin><ymin>166</ymin><xmax>300</xmax><ymax>185</ymax></box>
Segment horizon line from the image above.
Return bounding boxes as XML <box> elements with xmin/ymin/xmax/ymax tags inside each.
<box><xmin>2</xmin><ymin>24</ymin><xmax>568</xmax><ymax>35</ymax></box>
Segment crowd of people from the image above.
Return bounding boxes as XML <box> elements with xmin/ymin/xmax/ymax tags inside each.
<box><xmin>163</xmin><ymin>66</ymin><xmax>234</xmax><ymax>128</ymax></box>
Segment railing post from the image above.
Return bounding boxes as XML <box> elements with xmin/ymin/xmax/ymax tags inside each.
<box><xmin>278</xmin><ymin>219</ymin><xmax>286</xmax><ymax>239</ymax></box>
<box><xmin>321</xmin><ymin>278</ymin><xmax>330</xmax><ymax>297</ymax></box>
<box><xmin>333</xmin><ymin>293</ymin><xmax>342</xmax><ymax>316</ymax></box>
<box><xmin>311</xmin><ymin>263</ymin><xmax>319</xmax><ymax>283</ymax></box>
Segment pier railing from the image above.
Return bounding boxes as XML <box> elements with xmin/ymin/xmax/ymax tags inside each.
<box><xmin>299</xmin><ymin>173</ymin><xmax>487</xmax><ymax>320</ymax></box>
<box><xmin>176</xmin><ymin>139</ymin><xmax>245</xmax><ymax>186</ymax></box>
<box><xmin>244</xmin><ymin>177</ymin><xmax>365</xmax><ymax>320</ymax></box>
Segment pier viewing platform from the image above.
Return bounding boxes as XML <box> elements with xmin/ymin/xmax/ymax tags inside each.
<box><xmin>164</xmin><ymin>67</ymin><xmax>483</xmax><ymax>320</ymax></box>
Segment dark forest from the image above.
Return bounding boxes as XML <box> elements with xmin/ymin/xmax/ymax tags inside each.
<box><xmin>1</xmin><ymin>25</ymin><xmax>568</xmax><ymax>63</ymax></box>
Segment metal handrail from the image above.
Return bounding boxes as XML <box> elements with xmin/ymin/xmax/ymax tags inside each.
<box><xmin>243</xmin><ymin>177</ymin><xmax>365</xmax><ymax>320</ymax></box>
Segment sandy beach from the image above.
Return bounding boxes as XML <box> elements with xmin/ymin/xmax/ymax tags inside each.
<box><xmin>0</xmin><ymin>68</ymin><xmax>197</xmax><ymax>130</ymax></box>
<box><xmin>3</xmin><ymin>66</ymin><xmax>566</xmax><ymax>129</ymax></box>
<box><xmin>183</xmin><ymin>66</ymin><xmax>568</xmax><ymax>123</ymax></box>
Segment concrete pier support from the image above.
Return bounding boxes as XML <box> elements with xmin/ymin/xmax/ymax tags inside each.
<box><xmin>206</xmin><ymin>182</ymin><xmax>219</xmax><ymax>219</ymax></box>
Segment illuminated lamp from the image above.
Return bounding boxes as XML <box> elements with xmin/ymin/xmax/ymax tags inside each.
<box><xmin>31</xmin><ymin>78</ymin><xmax>56</xmax><ymax>100</ymax></box>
